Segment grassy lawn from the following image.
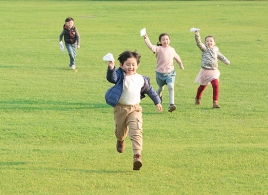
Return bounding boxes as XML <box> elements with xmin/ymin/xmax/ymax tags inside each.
<box><xmin>0</xmin><ymin>1</ymin><xmax>267</xmax><ymax>194</ymax></box>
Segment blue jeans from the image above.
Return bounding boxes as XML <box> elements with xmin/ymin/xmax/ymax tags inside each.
<box><xmin>156</xmin><ymin>70</ymin><xmax>176</xmax><ymax>88</ymax></box>
<box><xmin>65</xmin><ymin>43</ymin><xmax>77</xmax><ymax>66</ymax></box>
<box><xmin>156</xmin><ymin>70</ymin><xmax>176</xmax><ymax>104</ymax></box>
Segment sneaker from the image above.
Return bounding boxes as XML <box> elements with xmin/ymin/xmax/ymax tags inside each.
<box><xmin>116</xmin><ymin>140</ymin><xmax>125</xmax><ymax>153</ymax></box>
<box><xmin>168</xmin><ymin>105</ymin><xmax>176</xmax><ymax>112</ymax></box>
<box><xmin>70</xmin><ymin>65</ymin><xmax>76</xmax><ymax>70</ymax></box>
<box><xmin>133</xmin><ymin>154</ymin><xmax>142</xmax><ymax>170</ymax></box>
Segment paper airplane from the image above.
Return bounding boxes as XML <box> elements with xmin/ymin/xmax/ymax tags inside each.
<box><xmin>140</xmin><ymin>28</ymin><xmax>146</xmax><ymax>36</ymax></box>
<box><xmin>59</xmin><ymin>41</ymin><xmax>64</xmax><ymax>52</ymax></box>
<box><xmin>103</xmin><ymin>53</ymin><xmax>115</xmax><ymax>61</ymax></box>
<box><xmin>190</xmin><ymin>27</ymin><xmax>200</xmax><ymax>32</ymax></box>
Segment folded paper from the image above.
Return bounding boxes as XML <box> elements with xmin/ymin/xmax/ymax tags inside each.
<box><xmin>190</xmin><ymin>27</ymin><xmax>200</xmax><ymax>32</ymax></box>
<box><xmin>140</xmin><ymin>28</ymin><xmax>146</xmax><ymax>36</ymax></box>
<box><xmin>103</xmin><ymin>53</ymin><xmax>115</xmax><ymax>61</ymax></box>
<box><xmin>59</xmin><ymin>41</ymin><xmax>64</xmax><ymax>52</ymax></box>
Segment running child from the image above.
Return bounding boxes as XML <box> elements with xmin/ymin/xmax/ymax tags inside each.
<box><xmin>105</xmin><ymin>50</ymin><xmax>162</xmax><ymax>170</ymax></box>
<box><xmin>59</xmin><ymin>17</ymin><xmax>80</xmax><ymax>70</ymax></box>
<box><xmin>194</xmin><ymin>30</ymin><xmax>230</xmax><ymax>108</ymax></box>
<box><xmin>143</xmin><ymin>33</ymin><xmax>184</xmax><ymax>112</ymax></box>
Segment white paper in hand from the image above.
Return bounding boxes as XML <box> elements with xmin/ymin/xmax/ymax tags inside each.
<box><xmin>190</xmin><ymin>27</ymin><xmax>200</xmax><ymax>32</ymax></box>
<box><xmin>140</xmin><ymin>28</ymin><xmax>146</xmax><ymax>36</ymax></box>
<box><xmin>59</xmin><ymin>41</ymin><xmax>64</xmax><ymax>52</ymax></box>
<box><xmin>103</xmin><ymin>53</ymin><xmax>115</xmax><ymax>62</ymax></box>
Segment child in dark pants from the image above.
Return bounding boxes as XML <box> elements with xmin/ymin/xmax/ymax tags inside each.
<box><xmin>59</xmin><ymin>17</ymin><xmax>80</xmax><ymax>70</ymax></box>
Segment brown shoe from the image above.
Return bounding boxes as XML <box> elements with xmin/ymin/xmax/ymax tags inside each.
<box><xmin>195</xmin><ymin>98</ymin><xmax>201</xmax><ymax>105</ymax></box>
<box><xmin>213</xmin><ymin>101</ymin><xmax>220</xmax><ymax>108</ymax></box>
<box><xmin>133</xmin><ymin>154</ymin><xmax>142</xmax><ymax>170</ymax></box>
<box><xmin>168</xmin><ymin>105</ymin><xmax>176</xmax><ymax>112</ymax></box>
<box><xmin>116</xmin><ymin>140</ymin><xmax>125</xmax><ymax>153</ymax></box>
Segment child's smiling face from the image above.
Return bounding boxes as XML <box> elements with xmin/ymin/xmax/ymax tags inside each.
<box><xmin>160</xmin><ymin>35</ymin><xmax>170</xmax><ymax>47</ymax></box>
<box><xmin>120</xmin><ymin>57</ymin><xmax>139</xmax><ymax>76</ymax></box>
<box><xmin>205</xmin><ymin>36</ymin><xmax>216</xmax><ymax>48</ymax></box>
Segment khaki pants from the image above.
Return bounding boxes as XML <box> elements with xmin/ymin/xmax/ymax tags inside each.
<box><xmin>114</xmin><ymin>103</ymin><xmax>143</xmax><ymax>154</ymax></box>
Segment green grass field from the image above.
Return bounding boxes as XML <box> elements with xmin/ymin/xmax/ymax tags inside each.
<box><xmin>0</xmin><ymin>1</ymin><xmax>267</xmax><ymax>194</ymax></box>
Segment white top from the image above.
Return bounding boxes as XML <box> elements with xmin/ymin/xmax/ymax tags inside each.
<box><xmin>118</xmin><ymin>73</ymin><xmax>144</xmax><ymax>105</ymax></box>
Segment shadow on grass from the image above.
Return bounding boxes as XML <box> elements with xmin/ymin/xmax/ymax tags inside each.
<box><xmin>0</xmin><ymin>100</ymin><xmax>109</xmax><ymax>111</ymax></box>
<box><xmin>52</xmin><ymin>66</ymin><xmax>77</xmax><ymax>71</ymax></box>
<box><xmin>0</xmin><ymin>161</ymin><xmax>129</xmax><ymax>173</ymax></box>
<box><xmin>199</xmin><ymin>107</ymin><xmax>216</xmax><ymax>111</ymax></box>
<box><xmin>0</xmin><ymin>161</ymin><xmax>27</xmax><ymax>166</ymax></box>
<box><xmin>0</xmin><ymin>65</ymin><xmax>22</xmax><ymax>69</ymax></box>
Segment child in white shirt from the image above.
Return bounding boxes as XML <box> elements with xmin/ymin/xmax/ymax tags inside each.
<box><xmin>105</xmin><ymin>50</ymin><xmax>162</xmax><ymax>170</ymax></box>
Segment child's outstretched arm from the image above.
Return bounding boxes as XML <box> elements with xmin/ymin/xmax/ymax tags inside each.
<box><xmin>174</xmin><ymin>54</ymin><xmax>184</xmax><ymax>70</ymax></box>
<box><xmin>143</xmin><ymin>34</ymin><xmax>157</xmax><ymax>53</ymax></box>
<box><xmin>217</xmin><ymin>51</ymin><xmax>230</xmax><ymax>66</ymax></box>
<box><xmin>141</xmin><ymin>76</ymin><xmax>162</xmax><ymax>112</ymax></box>
<box><xmin>106</xmin><ymin>61</ymin><xmax>117</xmax><ymax>84</ymax></box>
<box><xmin>195</xmin><ymin>31</ymin><xmax>206</xmax><ymax>51</ymax></box>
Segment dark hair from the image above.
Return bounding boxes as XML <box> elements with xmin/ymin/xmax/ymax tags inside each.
<box><xmin>65</xmin><ymin>17</ymin><xmax>74</xmax><ymax>22</ymax></box>
<box><xmin>205</xmin><ymin>35</ymin><xmax>215</xmax><ymax>42</ymax></box>
<box><xmin>118</xmin><ymin>50</ymin><xmax>141</xmax><ymax>65</ymax></box>
<box><xmin>153</xmin><ymin>33</ymin><xmax>170</xmax><ymax>55</ymax></box>
<box><xmin>157</xmin><ymin>33</ymin><xmax>170</xmax><ymax>46</ymax></box>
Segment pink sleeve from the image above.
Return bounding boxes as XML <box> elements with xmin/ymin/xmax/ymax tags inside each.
<box><xmin>144</xmin><ymin>37</ymin><xmax>157</xmax><ymax>53</ymax></box>
<box><xmin>173</xmin><ymin>50</ymin><xmax>182</xmax><ymax>66</ymax></box>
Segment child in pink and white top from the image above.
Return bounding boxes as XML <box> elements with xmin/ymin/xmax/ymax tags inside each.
<box><xmin>194</xmin><ymin>31</ymin><xmax>230</xmax><ymax>108</ymax></box>
<box><xmin>143</xmin><ymin>33</ymin><xmax>184</xmax><ymax>112</ymax></box>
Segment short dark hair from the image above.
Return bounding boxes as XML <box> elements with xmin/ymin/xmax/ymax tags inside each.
<box><xmin>65</xmin><ymin>17</ymin><xmax>74</xmax><ymax>22</ymax></box>
<box><xmin>118</xmin><ymin>50</ymin><xmax>141</xmax><ymax>65</ymax></box>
